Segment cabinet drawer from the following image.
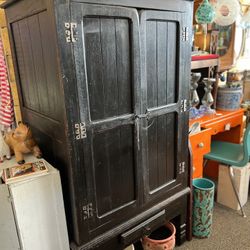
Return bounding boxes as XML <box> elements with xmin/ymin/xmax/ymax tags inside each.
<box><xmin>203</xmin><ymin>114</ymin><xmax>242</xmax><ymax>135</ymax></box>
<box><xmin>120</xmin><ymin>210</ymin><xmax>165</xmax><ymax>245</ymax></box>
<box><xmin>189</xmin><ymin>128</ymin><xmax>211</xmax><ymax>156</ymax></box>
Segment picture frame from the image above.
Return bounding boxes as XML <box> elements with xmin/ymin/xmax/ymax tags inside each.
<box><xmin>210</xmin><ymin>30</ymin><xmax>219</xmax><ymax>54</ymax></box>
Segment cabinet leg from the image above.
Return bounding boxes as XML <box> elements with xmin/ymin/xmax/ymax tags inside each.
<box><xmin>174</xmin><ymin>211</ymin><xmax>187</xmax><ymax>245</ymax></box>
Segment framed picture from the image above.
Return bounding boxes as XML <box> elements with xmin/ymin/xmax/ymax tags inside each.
<box><xmin>210</xmin><ymin>30</ymin><xmax>219</xmax><ymax>54</ymax></box>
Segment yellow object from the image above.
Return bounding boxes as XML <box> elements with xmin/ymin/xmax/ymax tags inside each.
<box><xmin>0</xmin><ymin>1</ymin><xmax>22</xmax><ymax>123</ymax></box>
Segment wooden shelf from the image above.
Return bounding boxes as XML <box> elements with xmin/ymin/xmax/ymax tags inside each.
<box><xmin>191</xmin><ymin>58</ymin><xmax>220</xmax><ymax>70</ymax></box>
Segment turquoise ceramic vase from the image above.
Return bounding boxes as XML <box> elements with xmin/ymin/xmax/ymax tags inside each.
<box><xmin>195</xmin><ymin>0</ymin><xmax>215</xmax><ymax>24</ymax></box>
<box><xmin>192</xmin><ymin>178</ymin><xmax>215</xmax><ymax>238</ymax></box>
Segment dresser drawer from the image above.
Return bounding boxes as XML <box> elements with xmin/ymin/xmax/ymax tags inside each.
<box><xmin>202</xmin><ymin>114</ymin><xmax>242</xmax><ymax>135</ymax></box>
<box><xmin>192</xmin><ymin>155</ymin><xmax>203</xmax><ymax>179</ymax></box>
<box><xmin>190</xmin><ymin>128</ymin><xmax>212</xmax><ymax>179</ymax></box>
<box><xmin>189</xmin><ymin>128</ymin><xmax>211</xmax><ymax>156</ymax></box>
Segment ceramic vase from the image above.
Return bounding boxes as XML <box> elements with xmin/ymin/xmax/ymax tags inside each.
<box><xmin>216</xmin><ymin>86</ymin><xmax>243</xmax><ymax>111</ymax></box>
<box><xmin>192</xmin><ymin>178</ymin><xmax>215</xmax><ymax>238</ymax></box>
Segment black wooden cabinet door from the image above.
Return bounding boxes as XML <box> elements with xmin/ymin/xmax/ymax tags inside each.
<box><xmin>71</xmin><ymin>3</ymin><xmax>142</xmax><ymax>244</ymax></box>
<box><xmin>140</xmin><ymin>10</ymin><xmax>189</xmax><ymax>203</ymax></box>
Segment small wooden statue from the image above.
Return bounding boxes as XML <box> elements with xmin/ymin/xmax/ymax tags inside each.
<box><xmin>4</xmin><ymin>122</ymin><xmax>42</xmax><ymax>164</ymax></box>
<box><xmin>0</xmin><ymin>131</ymin><xmax>11</xmax><ymax>162</ymax></box>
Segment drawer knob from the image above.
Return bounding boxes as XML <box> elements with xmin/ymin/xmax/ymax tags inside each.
<box><xmin>143</xmin><ymin>226</ymin><xmax>151</xmax><ymax>236</ymax></box>
<box><xmin>198</xmin><ymin>142</ymin><xmax>204</xmax><ymax>148</ymax></box>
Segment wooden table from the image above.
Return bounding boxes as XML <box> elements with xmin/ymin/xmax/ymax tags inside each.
<box><xmin>189</xmin><ymin>109</ymin><xmax>245</xmax><ymax>179</ymax></box>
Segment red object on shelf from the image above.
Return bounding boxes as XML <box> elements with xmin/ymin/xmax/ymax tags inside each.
<box><xmin>0</xmin><ymin>37</ymin><xmax>14</xmax><ymax>128</ymax></box>
<box><xmin>191</xmin><ymin>54</ymin><xmax>219</xmax><ymax>61</ymax></box>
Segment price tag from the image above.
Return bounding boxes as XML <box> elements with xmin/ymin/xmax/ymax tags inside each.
<box><xmin>225</xmin><ymin>123</ymin><xmax>231</xmax><ymax>131</ymax></box>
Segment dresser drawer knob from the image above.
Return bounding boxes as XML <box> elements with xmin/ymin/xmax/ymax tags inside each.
<box><xmin>198</xmin><ymin>142</ymin><xmax>204</xmax><ymax>148</ymax></box>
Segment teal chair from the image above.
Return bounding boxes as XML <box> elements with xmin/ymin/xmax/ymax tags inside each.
<box><xmin>204</xmin><ymin>124</ymin><xmax>250</xmax><ymax>217</ymax></box>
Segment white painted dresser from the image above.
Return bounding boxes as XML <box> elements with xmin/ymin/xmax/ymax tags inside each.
<box><xmin>0</xmin><ymin>155</ymin><xmax>69</xmax><ymax>250</ymax></box>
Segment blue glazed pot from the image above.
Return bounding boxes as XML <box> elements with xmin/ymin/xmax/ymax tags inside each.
<box><xmin>216</xmin><ymin>86</ymin><xmax>243</xmax><ymax>111</ymax></box>
<box><xmin>192</xmin><ymin>178</ymin><xmax>215</xmax><ymax>238</ymax></box>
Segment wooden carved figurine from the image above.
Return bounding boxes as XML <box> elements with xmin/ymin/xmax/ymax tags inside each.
<box><xmin>0</xmin><ymin>131</ymin><xmax>11</xmax><ymax>162</ymax></box>
<box><xmin>4</xmin><ymin>122</ymin><xmax>42</xmax><ymax>164</ymax></box>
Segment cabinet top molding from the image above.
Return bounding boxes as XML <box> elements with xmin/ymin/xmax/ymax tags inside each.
<box><xmin>1</xmin><ymin>0</ymin><xmax>194</xmax><ymax>9</ymax></box>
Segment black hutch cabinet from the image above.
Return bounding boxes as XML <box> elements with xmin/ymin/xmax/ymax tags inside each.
<box><xmin>2</xmin><ymin>0</ymin><xmax>193</xmax><ymax>249</ymax></box>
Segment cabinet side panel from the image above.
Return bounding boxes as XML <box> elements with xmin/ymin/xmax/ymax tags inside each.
<box><xmin>11</xmin><ymin>10</ymin><xmax>62</xmax><ymax>121</ymax></box>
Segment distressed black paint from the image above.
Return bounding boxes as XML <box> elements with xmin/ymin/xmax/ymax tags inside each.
<box><xmin>2</xmin><ymin>0</ymin><xmax>193</xmax><ymax>249</ymax></box>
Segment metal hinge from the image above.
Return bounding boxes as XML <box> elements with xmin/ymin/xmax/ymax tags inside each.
<box><xmin>179</xmin><ymin>161</ymin><xmax>185</xmax><ymax>174</ymax></box>
<box><xmin>74</xmin><ymin>122</ymin><xmax>87</xmax><ymax>140</ymax></box>
<box><xmin>180</xmin><ymin>99</ymin><xmax>188</xmax><ymax>113</ymax></box>
<box><xmin>182</xmin><ymin>27</ymin><xmax>189</xmax><ymax>42</ymax></box>
<box><xmin>82</xmin><ymin>203</ymin><xmax>94</xmax><ymax>220</ymax></box>
<box><xmin>65</xmin><ymin>22</ymin><xmax>77</xmax><ymax>43</ymax></box>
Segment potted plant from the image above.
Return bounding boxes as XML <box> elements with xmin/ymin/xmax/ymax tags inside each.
<box><xmin>141</xmin><ymin>222</ymin><xmax>176</xmax><ymax>250</ymax></box>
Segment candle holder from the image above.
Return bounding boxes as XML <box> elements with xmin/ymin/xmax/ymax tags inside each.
<box><xmin>200</xmin><ymin>78</ymin><xmax>216</xmax><ymax>115</ymax></box>
<box><xmin>189</xmin><ymin>72</ymin><xmax>201</xmax><ymax>119</ymax></box>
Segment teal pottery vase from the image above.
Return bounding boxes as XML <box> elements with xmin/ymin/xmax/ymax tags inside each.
<box><xmin>192</xmin><ymin>178</ymin><xmax>215</xmax><ymax>238</ymax></box>
<box><xmin>195</xmin><ymin>0</ymin><xmax>215</xmax><ymax>24</ymax></box>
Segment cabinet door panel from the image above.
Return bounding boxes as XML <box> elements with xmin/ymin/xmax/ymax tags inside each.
<box><xmin>71</xmin><ymin>3</ymin><xmax>141</xmax><ymax>245</ymax></box>
<box><xmin>140</xmin><ymin>10</ymin><xmax>189</xmax><ymax>202</ymax></box>
<box><xmin>147</xmin><ymin>113</ymin><xmax>176</xmax><ymax>191</ymax></box>
<box><xmin>145</xmin><ymin>20</ymin><xmax>177</xmax><ymax>107</ymax></box>
<box><xmin>83</xmin><ymin>17</ymin><xmax>133</xmax><ymax>121</ymax></box>
<box><xmin>93</xmin><ymin>125</ymin><xmax>135</xmax><ymax>216</ymax></box>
